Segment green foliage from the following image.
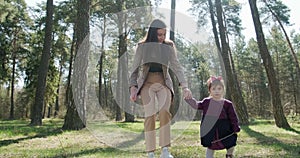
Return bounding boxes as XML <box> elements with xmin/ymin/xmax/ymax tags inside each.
<box><xmin>189</xmin><ymin>0</ymin><xmax>242</xmax><ymax>37</ymax></box>
<box><xmin>0</xmin><ymin>0</ymin><xmax>31</xmax><ymax>83</ymax></box>
<box><xmin>233</xmin><ymin>37</ymin><xmax>271</xmax><ymax>117</ymax></box>
<box><xmin>175</xmin><ymin>34</ymin><xmax>211</xmax><ymax>99</ymax></box>
<box><xmin>189</xmin><ymin>0</ymin><xmax>210</xmax><ymax>27</ymax></box>
<box><xmin>260</xmin><ymin>0</ymin><xmax>291</xmax><ymax>26</ymax></box>
<box><xmin>267</xmin><ymin>26</ymin><xmax>298</xmax><ymax>114</ymax></box>
<box><xmin>291</xmin><ymin>31</ymin><xmax>300</xmax><ymax>50</ymax></box>
<box><xmin>222</xmin><ymin>0</ymin><xmax>243</xmax><ymax>36</ymax></box>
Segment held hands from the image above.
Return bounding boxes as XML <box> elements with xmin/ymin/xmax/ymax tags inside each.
<box><xmin>130</xmin><ymin>86</ymin><xmax>138</xmax><ymax>102</ymax></box>
<box><xmin>183</xmin><ymin>87</ymin><xmax>192</xmax><ymax>99</ymax></box>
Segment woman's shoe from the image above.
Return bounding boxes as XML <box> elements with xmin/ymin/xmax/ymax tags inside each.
<box><xmin>160</xmin><ymin>147</ymin><xmax>173</xmax><ymax>158</ymax></box>
<box><xmin>148</xmin><ymin>152</ymin><xmax>155</xmax><ymax>158</ymax></box>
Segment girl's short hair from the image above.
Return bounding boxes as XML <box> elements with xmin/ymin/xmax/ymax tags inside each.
<box><xmin>207</xmin><ymin>76</ymin><xmax>225</xmax><ymax>90</ymax></box>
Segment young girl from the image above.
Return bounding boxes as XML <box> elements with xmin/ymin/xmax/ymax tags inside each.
<box><xmin>184</xmin><ymin>76</ymin><xmax>240</xmax><ymax>158</ymax></box>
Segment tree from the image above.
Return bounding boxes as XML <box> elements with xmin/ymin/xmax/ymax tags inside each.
<box><xmin>212</xmin><ymin>0</ymin><xmax>249</xmax><ymax>125</ymax></box>
<box><xmin>30</xmin><ymin>0</ymin><xmax>54</xmax><ymax>126</ymax></box>
<box><xmin>291</xmin><ymin>32</ymin><xmax>300</xmax><ymax>115</ymax></box>
<box><xmin>268</xmin><ymin>26</ymin><xmax>298</xmax><ymax>117</ymax></box>
<box><xmin>176</xmin><ymin>36</ymin><xmax>211</xmax><ymax>120</ymax></box>
<box><xmin>51</xmin><ymin>0</ymin><xmax>75</xmax><ymax>117</ymax></box>
<box><xmin>0</xmin><ymin>0</ymin><xmax>31</xmax><ymax>119</ymax></box>
<box><xmin>62</xmin><ymin>0</ymin><xmax>90</xmax><ymax>130</ymax></box>
<box><xmin>189</xmin><ymin>0</ymin><xmax>249</xmax><ymax>124</ymax></box>
<box><xmin>98</xmin><ymin>15</ymin><xmax>106</xmax><ymax>108</ymax></box>
<box><xmin>96</xmin><ymin>0</ymin><xmax>152</xmax><ymax>122</ymax></box>
<box><xmin>169</xmin><ymin>0</ymin><xmax>181</xmax><ymax>121</ymax></box>
<box><xmin>248</xmin><ymin>0</ymin><xmax>290</xmax><ymax>129</ymax></box>
<box><xmin>262</xmin><ymin>0</ymin><xmax>300</xmax><ymax>116</ymax></box>
<box><xmin>233</xmin><ymin>37</ymin><xmax>271</xmax><ymax>118</ymax></box>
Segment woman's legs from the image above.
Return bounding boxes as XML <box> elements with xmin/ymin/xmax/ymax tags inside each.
<box><xmin>140</xmin><ymin>72</ymin><xmax>172</xmax><ymax>154</ymax></box>
<box><xmin>157</xmin><ymin>85</ymin><xmax>172</xmax><ymax>148</ymax></box>
<box><xmin>141</xmin><ymin>83</ymin><xmax>157</xmax><ymax>152</ymax></box>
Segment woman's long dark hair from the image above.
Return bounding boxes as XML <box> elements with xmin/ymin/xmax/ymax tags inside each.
<box><xmin>144</xmin><ymin>19</ymin><xmax>167</xmax><ymax>43</ymax></box>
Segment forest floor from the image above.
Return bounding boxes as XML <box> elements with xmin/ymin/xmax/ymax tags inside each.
<box><xmin>0</xmin><ymin>117</ymin><xmax>299</xmax><ymax>158</ymax></box>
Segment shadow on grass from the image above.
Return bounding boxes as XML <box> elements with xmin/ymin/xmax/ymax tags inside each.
<box><xmin>287</xmin><ymin>127</ymin><xmax>300</xmax><ymax>135</ymax></box>
<box><xmin>242</xmin><ymin>125</ymin><xmax>300</xmax><ymax>156</ymax></box>
<box><xmin>116</xmin><ymin>130</ymin><xmax>145</xmax><ymax>149</ymax></box>
<box><xmin>0</xmin><ymin>128</ymin><xmax>63</xmax><ymax>147</ymax></box>
<box><xmin>48</xmin><ymin>146</ymin><xmax>141</xmax><ymax>158</ymax></box>
<box><xmin>0</xmin><ymin>120</ymin><xmax>63</xmax><ymax>147</ymax></box>
<box><xmin>246</xmin><ymin>119</ymin><xmax>300</xmax><ymax>134</ymax></box>
<box><xmin>113</xmin><ymin>121</ymin><xmax>145</xmax><ymax>149</ymax></box>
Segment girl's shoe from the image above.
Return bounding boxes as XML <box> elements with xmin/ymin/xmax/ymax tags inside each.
<box><xmin>226</xmin><ymin>154</ymin><xmax>233</xmax><ymax>158</ymax></box>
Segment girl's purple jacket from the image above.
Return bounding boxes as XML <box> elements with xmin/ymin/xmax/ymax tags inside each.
<box><xmin>185</xmin><ymin>97</ymin><xmax>241</xmax><ymax>150</ymax></box>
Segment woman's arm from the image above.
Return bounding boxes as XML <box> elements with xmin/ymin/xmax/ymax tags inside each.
<box><xmin>129</xmin><ymin>44</ymin><xmax>142</xmax><ymax>88</ymax></box>
<box><xmin>129</xmin><ymin>44</ymin><xmax>143</xmax><ymax>101</ymax></box>
<box><xmin>167</xmin><ymin>41</ymin><xmax>188</xmax><ymax>88</ymax></box>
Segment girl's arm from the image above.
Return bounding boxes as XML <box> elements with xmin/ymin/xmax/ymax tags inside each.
<box><xmin>227</xmin><ymin>103</ymin><xmax>241</xmax><ymax>133</ymax></box>
<box><xmin>184</xmin><ymin>98</ymin><xmax>205</xmax><ymax>110</ymax></box>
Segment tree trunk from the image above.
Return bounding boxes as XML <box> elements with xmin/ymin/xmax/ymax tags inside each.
<box><xmin>47</xmin><ymin>104</ymin><xmax>52</xmax><ymax>118</ymax></box>
<box><xmin>54</xmin><ymin>63</ymin><xmax>63</xmax><ymax>117</ymax></box>
<box><xmin>208</xmin><ymin>0</ymin><xmax>231</xmax><ymax>100</ymax></box>
<box><xmin>248</xmin><ymin>0</ymin><xmax>290</xmax><ymax>128</ymax></box>
<box><xmin>99</xmin><ymin>15</ymin><xmax>106</xmax><ymax>106</ymax></box>
<box><xmin>115</xmin><ymin>59</ymin><xmax>122</xmax><ymax>121</ymax></box>
<box><xmin>30</xmin><ymin>0</ymin><xmax>54</xmax><ymax>126</ymax></box>
<box><xmin>62</xmin><ymin>0</ymin><xmax>90</xmax><ymax>130</ymax></box>
<box><xmin>104</xmin><ymin>78</ymin><xmax>108</xmax><ymax>107</ymax></box>
<box><xmin>65</xmin><ymin>31</ymin><xmax>76</xmax><ymax>107</ymax></box>
<box><xmin>98</xmin><ymin>52</ymin><xmax>103</xmax><ymax>105</ymax></box>
<box><xmin>115</xmin><ymin>1</ymin><xmax>123</xmax><ymax>122</ymax></box>
<box><xmin>43</xmin><ymin>102</ymin><xmax>46</xmax><ymax>118</ymax></box>
<box><xmin>9</xmin><ymin>44</ymin><xmax>16</xmax><ymax>120</ymax></box>
<box><xmin>115</xmin><ymin>39</ymin><xmax>123</xmax><ymax>121</ymax></box>
<box><xmin>170</xmin><ymin>0</ymin><xmax>175</xmax><ymax>41</ymax></box>
<box><xmin>115</xmin><ymin>0</ymin><xmax>134</xmax><ymax>122</ymax></box>
<box><xmin>215</xmin><ymin>0</ymin><xmax>249</xmax><ymax>125</ymax></box>
<box><xmin>62</xmin><ymin>87</ymin><xmax>85</xmax><ymax>130</ymax></box>
<box><xmin>169</xmin><ymin>0</ymin><xmax>181</xmax><ymax>122</ymax></box>
<box><xmin>123</xmin><ymin>52</ymin><xmax>134</xmax><ymax>122</ymax></box>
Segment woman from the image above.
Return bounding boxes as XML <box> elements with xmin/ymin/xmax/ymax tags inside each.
<box><xmin>129</xmin><ymin>19</ymin><xmax>192</xmax><ymax>158</ymax></box>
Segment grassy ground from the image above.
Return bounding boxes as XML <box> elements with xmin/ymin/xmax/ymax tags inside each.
<box><xmin>0</xmin><ymin>118</ymin><xmax>299</xmax><ymax>158</ymax></box>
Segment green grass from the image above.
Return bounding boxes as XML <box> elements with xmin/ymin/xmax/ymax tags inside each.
<box><xmin>0</xmin><ymin>118</ymin><xmax>299</xmax><ymax>158</ymax></box>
